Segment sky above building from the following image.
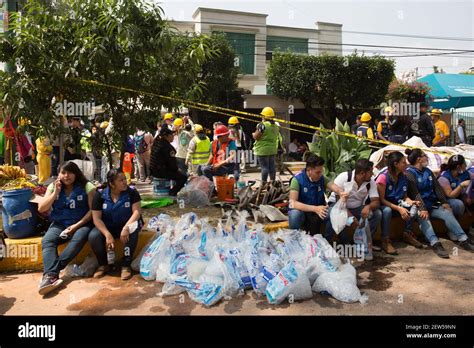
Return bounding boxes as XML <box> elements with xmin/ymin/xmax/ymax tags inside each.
<box><xmin>159</xmin><ymin>0</ymin><xmax>474</xmax><ymax>78</ymax></box>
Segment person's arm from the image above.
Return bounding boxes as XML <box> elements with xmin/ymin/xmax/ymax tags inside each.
<box><xmin>367</xmin><ymin>127</ymin><xmax>375</xmax><ymax>140</ymax></box>
<box><xmin>289</xmin><ymin>179</ymin><xmax>327</xmax><ymax>219</ymax></box>
<box><xmin>253</xmin><ymin>123</ymin><xmax>264</xmax><ymax>141</ymax></box>
<box><xmin>426</xmin><ymin>116</ymin><xmax>435</xmax><ymax>138</ymax></box>
<box><xmin>65</xmin><ymin>188</ymin><xmax>95</xmax><ymax>234</ymax></box>
<box><xmin>120</xmin><ymin>200</ymin><xmax>142</xmax><ymax>244</ymax></box>
<box><xmin>432</xmin><ymin>176</ymin><xmax>448</xmax><ymax>205</ymax></box>
<box><xmin>406</xmin><ymin>171</ymin><xmax>429</xmax><ymax>219</ymax></box>
<box><xmin>91</xmin><ymin>192</ymin><xmax>115</xmax><ymax>250</ymax></box>
<box><xmin>38</xmin><ymin>181</ymin><xmax>61</xmax><ymax>213</ymax></box>
<box><xmin>377</xmin><ymin>123</ymin><xmax>387</xmax><ymax>141</ymax></box>
<box><xmin>186</xmin><ymin>139</ymin><xmax>196</xmax><ymax>166</ymax></box>
<box><xmin>439</xmin><ymin>176</ymin><xmax>469</xmax><ymax>198</ymax></box>
<box><xmin>327</xmin><ymin>181</ymin><xmax>349</xmax><ymax>200</ymax></box>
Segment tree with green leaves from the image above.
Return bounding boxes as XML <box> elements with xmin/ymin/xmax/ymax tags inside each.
<box><xmin>0</xmin><ymin>0</ymin><xmax>219</xmax><ymax>167</ymax></box>
<box><xmin>267</xmin><ymin>52</ymin><xmax>395</xmax><ymax>128</ymax></box>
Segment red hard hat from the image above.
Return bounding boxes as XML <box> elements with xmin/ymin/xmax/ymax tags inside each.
<box><xmin>215</xmin><ymin>125</ymin><xmax>230</xmax><ymax>137</ymax></box>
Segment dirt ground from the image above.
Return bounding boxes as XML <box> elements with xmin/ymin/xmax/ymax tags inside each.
<box><xmin>1</xmin><ymin>238</ymin><xmax>473</xmax><ymax>316</ymax></box>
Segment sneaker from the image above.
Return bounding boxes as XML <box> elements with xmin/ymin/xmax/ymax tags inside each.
<box><xmin>458</xmin><ymin>240</ymin><xmax>474</xmax><ymax>252</ymax></box>
<box><xmin>121</xmin><ymin>267</ymin><xmax>132</xmax><ymax>280</ymax></box>
<box><xmin>403</xmin><ymin>232</ymin><xmax>423</xmax><ymax>249</ymax></box>
<box><xmin>93</xmin><ymin>265</ymin><xmax>110</xmax><ymax>278</ymax></box>
<box><xmin>432</xmin><ymin>242</ymin><xmax>450</xmax><ymax>259</ymax></box>
<box><xmin>382</xmin><ymin>238</ymin><xmax>398</xmax><ymax>255</ymax></box>
<box><xmin>38</xmin><ymin>274</ymin><xmax>64</xmax><ymax>296</ymax></box>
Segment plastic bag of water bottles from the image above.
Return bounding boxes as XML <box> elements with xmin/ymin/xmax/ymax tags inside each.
<box><xmin>140</xmin><ymin>232</ymin><xmax>172</xmax><ymax>281</ymax></box>
<box><xmin>177</xmin><ymin>176</ymin><xmax>214</xmax><ymax>208</ymax></box>
<box><xmin>329</xmin><ymin>199</ymin><xmax>348</xmax><ymax>235</ymax></box>
<box><xmin>312</xmin><ymin>262</ymin><xmax>368</xmax><ymax>304</ymax></box>
<box><xmin>146</xmin><ymin>213</ymin><xmax>175</xmax><ymax>233</ymax></box>
<box><xmin>265</xmin><ymin>261</ymin><xmax>312</xmax><ymax>304</ymax></box>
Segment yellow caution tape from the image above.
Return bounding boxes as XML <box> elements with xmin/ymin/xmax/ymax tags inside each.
<box><xmin>70</xmin><ymin>78</ymin><xmax>454</xmax><ymax>156</ymax></box>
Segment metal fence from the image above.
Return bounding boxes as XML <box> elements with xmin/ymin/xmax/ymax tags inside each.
<box><xmin>451</xmin><ymin>111</ymin><xmax>474</xmax><ymax>145</ymax></box>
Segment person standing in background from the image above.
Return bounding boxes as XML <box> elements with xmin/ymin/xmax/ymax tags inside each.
<box><xmin>228</xmin><ymin>117</ymin><xmax>248</xmax><ymax>174</ymax></box>
<box><xmin>408</xmin><ymin>102</ymin><xmax>435</xmax><ymax>147</ymax></box>
<box><xmin>134</xmin><ymin>128</ymin><xmax>154</xmax><ymax>183</ymax></box>
<box><xmin>431</xmin><ymin>109</ymin><xmax>450</xmax><ymax>147</ymax></box>
<box><xmin>174</xmin><ymin>118</ymin><xmax>194</xmax><ymax>176</ymax></box>
<box><xmin>253</xmin><ymin>107</ymin><xmax>279</xmax><ymax>183</ymax></box>
<box><xmin>186</xmin><ymin>124</ymin><xmax>211</xmax><ymax>175</ymax></box>
<box><xmin>36</xmin><ymin>133</ymin><xmax>53</xmax><ymax>184</ymax></box>
<box><xmin>456</xmin><ymin>119</ymin><xmax>467</xmax><ymax>145</ymax></box>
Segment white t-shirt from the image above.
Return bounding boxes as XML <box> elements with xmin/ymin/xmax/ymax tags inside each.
<box><xmin>328</xmin><ymin>170</ymin><xmax>379</xmax><ymax>209</ymax></box>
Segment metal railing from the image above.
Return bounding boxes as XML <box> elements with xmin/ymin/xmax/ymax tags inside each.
<box><xmin>451</xmin><ymin>111</ymin><xmax>474</xmax><ymax>145</ymax></box>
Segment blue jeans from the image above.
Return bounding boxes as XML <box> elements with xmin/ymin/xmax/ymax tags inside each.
<box><xmin>324</xmin><ymin>205</ymin><xmax>382</xmax><ymax>244</ymax></box>
<box><xmin>42</xmin><ymin>223</ymin><xmax>92</xmax><ymax>276</ymax></box>
<box><xmin>88</xmin><ymin>226</ymin><xmax>140</xmax><ymax>267</ymax></box>
<box><xmin>257</xmin><ymin>155</ymin><xmax>276</xmax><ymax>182</ymax></box>
<box><xmin>289</xmin><ymin>209</ymin><xmax>327</xmax><ymax>236</ymax></box>
<box><xmin>380</xmin><ymin>205</ymin><xmax>404</xmax><ymax>239</ymax></box>
<box><xmin>407</xmin><ymin>207</ymin><xmax>468</xmax><ymax>245</ymax></box>
<box><xmin>447</xmin><ymin>198</ymin><xmax>465</xmax><ymax>218</ymax></box>
<box><xmin>198</xmin><ymin>163</ymin><xmax>238</xmax><ymax>182</ymax></box>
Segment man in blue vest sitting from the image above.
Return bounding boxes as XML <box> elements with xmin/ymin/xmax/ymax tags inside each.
<box><xmin>288</xmin><ymin>154</ymin><xmax>347</xmax><ymax>236</ymax></box>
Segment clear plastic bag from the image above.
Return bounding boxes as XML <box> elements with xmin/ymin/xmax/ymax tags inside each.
<box><xmin>312</xmin><ymin>262</ymin><xmax>366</xmax><ymax>303</ymax></box>
<box><xmin>177</xmin><ymin>176</ymin><xmax>214</xmax><ymax>208</ymax></box>
<box><xmin>330</xmin><ymin>199</ymin><xmax>348</xmax><ymax>235</ymax></box>
<box><xmin>139</xmin><ymin>232</ymin><xmax>171</xmax><ymax>281</ymax></box>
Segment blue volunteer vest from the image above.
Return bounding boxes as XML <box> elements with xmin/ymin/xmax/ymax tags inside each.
<box><xmin>100</xmin><ymin>187</ymin><xmax>136</xmax><ymax>232</ymax></box>
<box><xmin>293</xmin><ymin>170</ymin><xmax>325</xmax><ymax>206</ymax></box>
<box><xmin>356</xmin><ymin>125</ymin><xmax>369</xmax><ymax>137</ymax></box>
<box><xmin>382</xmin><ymin>170</ymin><xmax>408</xmax><ymax>204</ymax></box>
<box><xmin>407</xmin><ymin>167</ymin><xmax>438</xmax><ymax>210</ymax></box>
<box><xmin>50</xmin><ymin>184</ymin><xmax>89</xmax><ymax>227</ymax></box>
<box><xmin>440</xmin><ymin>170</ymin><xmax>470</xmax><ymax>190</ymax></box>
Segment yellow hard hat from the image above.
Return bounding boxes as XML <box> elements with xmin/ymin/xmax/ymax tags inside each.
<box><xmin>260</xmin><ymin>107</ymin><xmax>275</xmax><ymax>118</ymax></box>
<box><xmin>100</xmin><ymin>121</ymin><xmax>109</xmax><ymax>129</ymax></box>
<box><xmin>384</xmin><ymin>106</ymin><xmax>393</xmax><ymax>114</ymax></box>
<box><xmin>431</xmin><ymin>109</ymin><xmax>443</xmax><ymax>116</ymax></box>
<box><xmin>173</xmin><ymin>118</ymin><xmax>183</xmax><ymax>127</ymax></box>
<box><xmin>164</xmin><ymin>113</ymin><xmax>174</xmax><ymax>121</ymax></box>
<box><xmin>194</xmin><ymin>124</ymin><xmax>204</xmax><ymax>133</ymax></box>
<box><xmin>228</xmin><ymin>116</ymin><xmax>239</xmax><ymax>125</ymax></box>
<box><xmin>361</xmin><ymin>112</ymin><xmax>372</xmax><ymax>122</ymax></box>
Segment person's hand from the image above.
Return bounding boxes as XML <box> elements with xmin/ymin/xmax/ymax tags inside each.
<box><xmin>419</xmin><ymin>210</ymin><xmax>429</xmax><ymax>220</ymax></box>
<box><xmin>405</xmin><ymin>198</ymin><xmax>415</xmax><ymax>206</ymax></box>
<box><xmin>339</xmin><ymin>191</ymin><xmax>349</xmax><ymax>201</ymax></box>
<box><xmin>461</xmin><ymin>180</ymin><xmax>471</xmax><ymax>188</ymax></box>
<box><xmin>466</xmin><ymin>197</ymin><xmax>472</xmax><ymax>206</ymax></box>
<box><xmin>361</xmin><ymin>205</ymin><xmax>371</xmax><ymax>219</ymax></box>
<box><xmin>313</xmin><ymin>205</ymin><xmax>328</xmax><ymax>219</ymax></box>
<box><xmin>120</xmin><ymin>227</ymin><xmax>130</xmax><ymax>244</ymax></box>
<box><xmin>54</xmin><ymin>179</ymin><xmax>62</xmax><ymax>195</ymax></box>
<box><xmin>351</xmin><ymin>218</ymin><xmax>359</xmax><ymax>229</ymax></box>
<box><xmin>442</xmin><ymin>203</ymin><xmax>451</xmax><ymax>211</ymax></box>
<box><xmin>105</xmin><ymin>233</ymin><xmax>115</xmax><ymax>250</ymax></box>
<box><xmin>398</xmin><ymin>206</ymin><xmax>410</xmax><ymax>220</ymax></box>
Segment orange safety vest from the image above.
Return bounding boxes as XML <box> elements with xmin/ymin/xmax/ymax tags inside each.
<box><xmin>211</xmin><ymin>139</ymin><xmax>231</xmax><ymax>165</ymax></box>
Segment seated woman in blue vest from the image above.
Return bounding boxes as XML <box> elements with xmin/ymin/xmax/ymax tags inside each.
<box><xmin>289</xmin><ymin>154</ymin><xmax>344</xmax><ymax>236</ymax></box>
<box><xmin>38</xmin><ymin>161</ymin><xmax>96</xmax><ymax>296</ymax></box>
<box><xmin>438</xmin><ymin>154</ymin><xmax>473</xmax><ymax>219</ymax></box>
<box><xmin>89</xmin><ymin>168</ymin><xmax>142</xmax><ymax>280</ymax></box>
<box><xmin>405</xmin><ymin>149</ymin><xmax>474</xmax><ymax>258</ymax></box>
<box><xmin>376</xmin><ymin>151</ymin><xmax>424</xmax><ymax>255</ymax></box>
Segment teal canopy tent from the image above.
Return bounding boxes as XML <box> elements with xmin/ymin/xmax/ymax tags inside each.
<box><xmin>418</xmin><ymin>73</ymin><xmax>474</xmax><ymax>110</ymax></box>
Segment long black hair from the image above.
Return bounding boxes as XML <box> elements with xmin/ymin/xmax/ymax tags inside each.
<box><xmin>405</xmin><ymin>148</ymin><xmax>425</xmax><ymax>165</ymax></box>
<box><xmin>98</xmin><ymin>168</ymin><xmax>125</xmax><ymax>189</ymax></box>
<box><xmin>387</xmin><ymin>151</ymin><xmax>405</xmax><ymax>174</ymax></box>
<box><xmin>60</xmin><ymin>161</ymin><xmax>88</xmax><ymax>187</ymax></box>
<box><xmin>440</xmin><ymin>154</ymin><xmax>465</xmax><ymax>173</ymax></box>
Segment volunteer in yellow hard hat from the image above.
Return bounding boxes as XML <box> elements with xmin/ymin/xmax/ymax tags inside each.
<box><xmin>260</xmin><ymin>106</ymin><xmax>275</xmax><ymax>119</ymax></box>
<box><xmin>253</xmin><ymin>106</ymin><xmax>280</xmax><ymax>182</ymax></box>
<box><xmin>228</xmin><ymin>116</ymin><xmax>239</xmax><ymax>125</ymax></box>
<box><xmin>356</xmin><ymin>112</ymin><xmax>374</xmax><ymax>140</ymax></box>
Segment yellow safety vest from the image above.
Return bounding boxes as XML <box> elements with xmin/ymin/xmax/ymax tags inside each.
<box><xmin>191</xmin><ymin>136</ymin><xmax>211</xmax><ymax>165</ymax></box>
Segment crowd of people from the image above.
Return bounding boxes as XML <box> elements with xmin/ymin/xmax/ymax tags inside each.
<box><xmin>288</xmin><ymin>152</ymin><xmax>474</xmax><ymax>260</ymax></box>
<box><xmin>350</xmin><ymin>104</ymin><xmax>468</xmax><ymax>147</ymax></box>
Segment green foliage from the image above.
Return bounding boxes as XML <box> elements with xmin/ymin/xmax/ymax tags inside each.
<box><xmin>267</xmin><ymin>52</ymin><xmax>395</xmax><ymax>128</ymax></box>
<box><xmin>308</xmin><ymin>118</ymin><xmax>372</xmax><ymax>181</ymax></box>
<box><xmin>386</xmin><ymin>79</ymin><xmax>431</xmax><ymax>103</ymax></box>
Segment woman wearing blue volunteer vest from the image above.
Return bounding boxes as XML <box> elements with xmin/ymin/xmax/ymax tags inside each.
<box><xmin>288</xmin><ymin>154</ymin><xmax>344</xmax><ymax>236</ymax></box>
<box><xmin>376</xmin><ymin>151</ymin><xmax>423</xmax><ymax>255</ymax></box>
<box><xmin>405</xmin><ymin>149</ymin><xmax>474</xmax><ymax>258</ymax></box>
<box><xmin>438</xmin><ymin>155</ymin><xmax>473</xmax><ymax>219</ymax></box>
<box><xmin>38</xmin><ymin>161</ymin><xmax>96</xmax><ymax>296</ymax></box>
<box><xmin>89</xmin><ymin>168</ymin><xmax>142</xmax><ymax>280</ymax></box>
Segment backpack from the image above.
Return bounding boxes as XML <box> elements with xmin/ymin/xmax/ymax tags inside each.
<box><xmin>135</xmin><ymin>133</ymin><xmax>148</xmax><ymax>154</ymax></box>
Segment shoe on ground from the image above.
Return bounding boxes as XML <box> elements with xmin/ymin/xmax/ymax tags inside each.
<box><xmin>93</xmin><ymin>265</ymin><xmax>110</xmax><ymax>278</ymax></box>
<box><xmin>382</xmin><ymin>239</ymin><xmax>398</xmax><ymax>255</ymax></box>
<box><xmin>372</xmin><ymin>244</ymin><xmax>382</xmax><ymax>252</ymax></box>
<box><xmin>38</xmin><ymin>274</ymin><xmax>64</xmax><ymax>296</ymax></box>
<box><xmin>403</xmin><ymin>232</ymin><xmax>423</xmax><ymax>249</ymax></box>
<box><xmin>432</xmin><ymin>242</ymin><xmax>450</xmax><ymax>259</ymax></box>
<box><xmin>121</xmin><ymin>267</ymin><xmax>132</xmax><ymax>280</ymax></box>
<box><xmin>458</xmin><ymin>240</ymin><xmax>474</xmax><ymax>252</ymax></box>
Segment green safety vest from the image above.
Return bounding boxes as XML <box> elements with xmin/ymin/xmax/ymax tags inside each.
<box><xmin>253</xmin><ymin>121</ymin><xmax>279</xmax><ymax>156</ymax></box>
<box><xmin>191</xmin><ymin>136</ymin><xmax>211</xmax><ymax>165</ymax></box>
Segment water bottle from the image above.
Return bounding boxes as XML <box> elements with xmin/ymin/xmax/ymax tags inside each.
<box><xmin>72</xmin><ymin>264</ymin><xmax>85</xmax><ymax>277</ymax></box>
<box><xmin>107</xmin><ymin>249</ymin><xmax>116</xmax><ymax>265</ymax></box>
<box><xmin>409</xmin><ymin>204</ymin><xmax>418</xmax><ymax>217</ymax></box>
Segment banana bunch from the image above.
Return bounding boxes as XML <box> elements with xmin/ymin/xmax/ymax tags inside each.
<box><xmin>0</xmin><ymin>165</ymin><xmax>27</xmax><ymax>180</ymax></box>
<box><xmin>1</xmin><ymin>178</ymin><xmax>36</xmax><ymax>191</ymax></box>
